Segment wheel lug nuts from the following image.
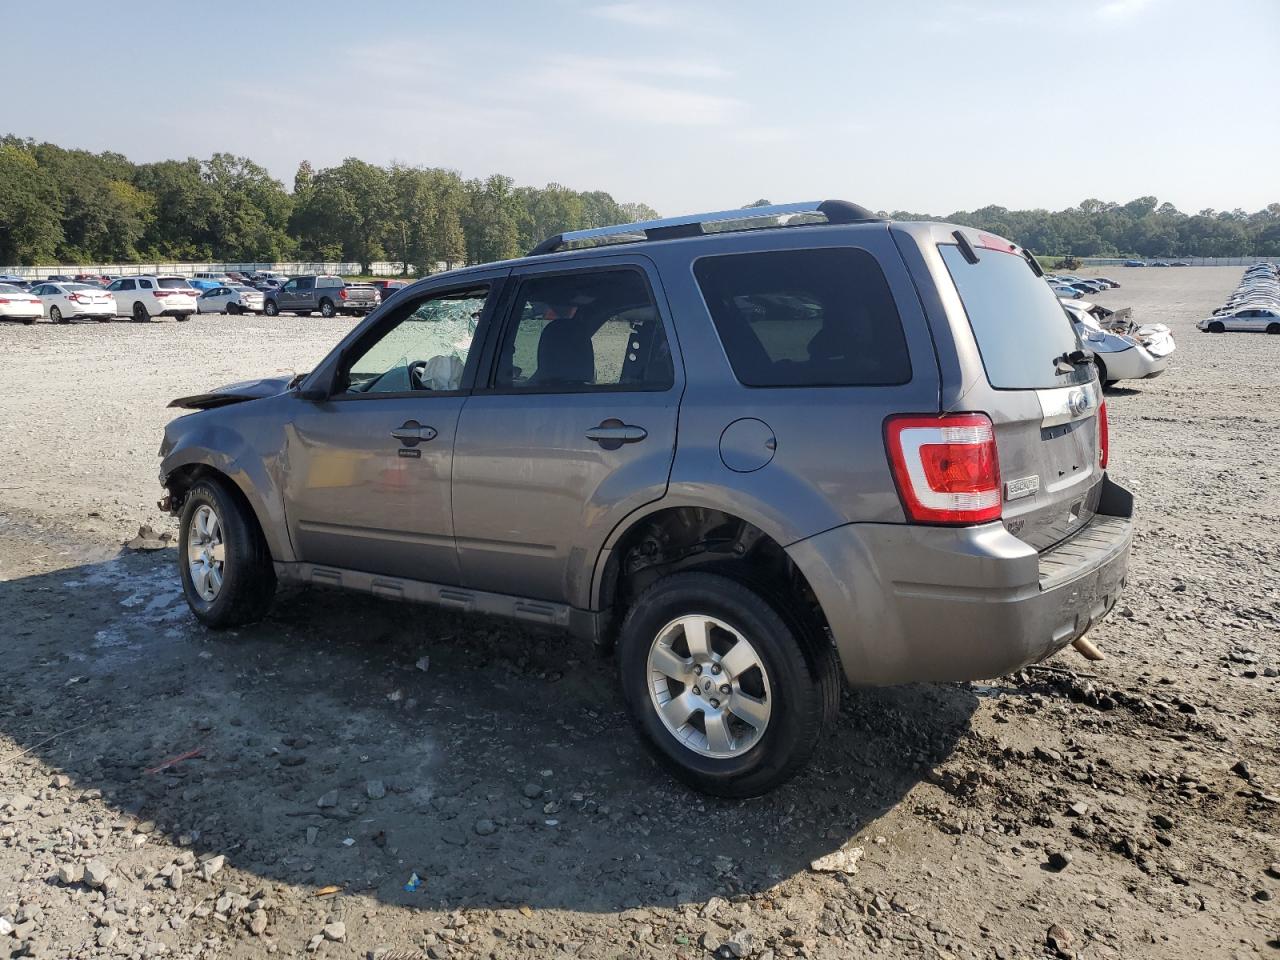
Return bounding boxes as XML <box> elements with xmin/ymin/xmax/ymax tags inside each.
<box><xmin>720</xmin><ymin>684</ymin><xmax>730</xmax><ymax>695</ymax></box>
<box><xmin>710</xmin><ymin>663</ymin><xmax>721</xmax><ymax>675</ymax></box>
<box><xmin>691</xmin><ymin>686</ymin><xmax>700</xmax><ymax>696</ymax></box>
<box><xmin>693</xmin><ymin>665</ymin><xmax>703</xmax><ymax>676</ymax></box>
<box><xmin>709</xmin><ymin>698</ymin><xmax>720</xmax><ymax>708</ymax></box>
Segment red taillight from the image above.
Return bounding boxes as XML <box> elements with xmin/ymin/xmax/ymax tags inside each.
<box><xmin>884</xmin><ymin>413</ymin><xmax>1002</xmax><ymax>525</ymax></box>
<box><xmin>68</xmin><ymin>294</ymin><xmax>83</xmax><ymax>303</ymax></box>
<box><xmin>1098</xmin><ymin>401</ymin><xmax>1109</xmax><ymax>469</ymax></box>
<box><xmin>339</xmin><ymin>287</ymin><xmax>349</xmax><ymax>300</ymax></box>
<box><xmin>153</xmin><ymin>290</ymin><xmax>172</xmax><ymax>298</ymax></box>
<box><xmin>0</xmin><ymin>298</ymin><xmax>9</xmax><ymax>304</ymax></box>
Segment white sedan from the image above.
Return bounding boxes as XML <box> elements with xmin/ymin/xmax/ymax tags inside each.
<box><xmin>0</xmin><ymin>283</ymin><xmax>44</xmax><ymax>324</ymax></box>
<box><xmin>197</xmin><ymin>285</ymin><xmax>266</xmax><ymax>315</ymax></box>
<box><xmin>1197</xmin><ymin>306</ymin><xmax>1280</xmax><ymax>334</ymax></box>
<box><xmin>30</xmin><ymin>282</ymin><xmax>115</xmax><ymax>323</ymax></box>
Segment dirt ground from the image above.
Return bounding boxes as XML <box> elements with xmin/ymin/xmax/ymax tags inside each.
<box><xmin>1</xmin><ymin>266</ymin><xmax>1277</xmax><ymax>960</ymax></box>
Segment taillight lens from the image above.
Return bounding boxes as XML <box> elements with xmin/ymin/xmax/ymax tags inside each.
<box><xmin>339</xmin><ymin>288</ymin><xmax>348</xmax><ymax>300</ymax></box>
<box><xmin>884</xmin><ymin>413</ymin><xmax>1002</xmax><ymax>525</ymax></box>
<box><xmin>1098</xmin><ymin>401</ymin><xmax>1109</xmax><ymax>469</ymax></box>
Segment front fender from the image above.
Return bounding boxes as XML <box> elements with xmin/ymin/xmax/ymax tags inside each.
<box><xmin>160</xmin><ymin>409</ymin><xmax>294</xmax><ymax>562</ymax></box>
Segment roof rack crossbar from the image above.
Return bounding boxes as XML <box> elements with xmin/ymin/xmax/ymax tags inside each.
<box><xmin>527</xmin><ymin>199</ymin><xmax>880</xmax><ymax>256</ymax></box>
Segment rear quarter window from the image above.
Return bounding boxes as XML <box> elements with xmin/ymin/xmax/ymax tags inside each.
<box><xmin>693</xmin><ymin>248</ymin><xmax>911</xmax><ymax>387</ymax></box>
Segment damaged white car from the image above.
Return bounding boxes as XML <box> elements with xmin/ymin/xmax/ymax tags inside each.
<box><xmin>1061</xmin><ymin>299</ymin><xmax>1175</xmax><ymax>387</ymax></box>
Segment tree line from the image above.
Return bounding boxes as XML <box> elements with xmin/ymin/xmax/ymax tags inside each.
<box><xmin>2</xmin><ymin>135</ymin><xmax>1278</xmax><ymax>270</ymax></box>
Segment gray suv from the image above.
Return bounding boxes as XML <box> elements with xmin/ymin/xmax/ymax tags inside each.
<box><xmin>263</xmin><ymin>275</ymin><xmax>379</xmax><ymax>317</ymax></box>
<box><xmin>158</xmin><ymin>201</ymin><xmax>1133</xmax><ymax>796</ymax></box>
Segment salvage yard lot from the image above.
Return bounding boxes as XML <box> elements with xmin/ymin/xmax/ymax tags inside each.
<box><xmin>0</xmin><ymin>266</ymin><xmax>1277</xmax><ymax>959</ymax></box>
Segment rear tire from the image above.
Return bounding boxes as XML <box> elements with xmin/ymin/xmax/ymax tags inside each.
<box><xmin>1267</xmin><ymin>323</ymin><xmax>1280</xmax><ymax>335</ymax></box>
<box><xmin>22</xmin><ymin>317</ymin><xmax>36</xmax><ymax>325</ymax></box>
<box><xmin>178</xmin><ymin>477</ymin><xmax>276</xmax><ymax>629</ymax></box>
<box><xmin>319</xmin><ymin>298</ymin><xmax>335</xmax><ymax>318</ymax></box>
<box><xmin>1208</xmin><ymin>321</ymin><xmax>1225</xmax><ymax>333</ymax></box>
<box><xmin>617</xmin><ymin>571</ymin><xmax>837</xmax><ymax>797</ymax></box>
<box><xmin>132</xmin><ymin>302</ymin><xmax>150</xmax><ymax>323</ymax></box>
<box><xmin>227</xmin><ymin>303</ymin><xmax>241</xmax><ymax>316</ymax></box>
<box><xmin>176</xmin><ymin>313</ymin><xmax>191</xmax><ymax>322</ymax></box>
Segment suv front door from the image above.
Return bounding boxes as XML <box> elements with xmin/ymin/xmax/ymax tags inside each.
<box><xmin>283</xmin><ymin>276</ymin><xmax>505</xmax><ymax>583</ymax></box>
<box><xmin>451</xmin><ymin>257</ymin><xmax>682</xmax><ymax>604</ymax></box>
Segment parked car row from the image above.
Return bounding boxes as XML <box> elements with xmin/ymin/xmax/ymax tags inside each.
<box><xmin>1</xmin><ymin>273</ymin><xmax>389</xmax><ymax>323</ymax></box>
<box><xmin>1123</xmin><ymin>260</ymin><xmax>1191</xmax><ymax>267</ymax></box>
<box><xmin>1044</xmin><ymin>273</ymin><xmax>1121</xmax><ymax>299</ymax></box>
<box><xmin>1197</xmin><ymin>262</ymin><xmax>1280</xmax><ymax>333</ymax></box>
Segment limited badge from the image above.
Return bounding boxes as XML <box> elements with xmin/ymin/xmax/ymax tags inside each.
<box><xmin>1004</xmin><ymin>475</ymin><xmax>1040</xmax><ymax>501</ymax></box>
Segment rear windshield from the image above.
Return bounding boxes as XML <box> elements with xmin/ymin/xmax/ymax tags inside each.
<box><xmin>158</xmin><ymin>278</ymin><xmax>192</xmax><ymax>289</ymax></box>
<box><xmin>693</xmin><ymin>248</ymin><xmax>911</xmax><ymax>387</ymax></box>
<box><xmin>939</xmin><ymin>244</ymin><xmax>1089</xmax><ymax>390</ymax></box>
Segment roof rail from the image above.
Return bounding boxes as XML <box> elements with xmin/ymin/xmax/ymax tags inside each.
<box><xmin>527</xmin><ymin>199</ymin><xmax>881</xmax><ymax>256</ymax></box>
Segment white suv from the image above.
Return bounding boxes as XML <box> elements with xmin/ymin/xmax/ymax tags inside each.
<box><xmin>106</xmin><ymin>276</ymin><xmax>199</xmax><ymax>322</ymax></box>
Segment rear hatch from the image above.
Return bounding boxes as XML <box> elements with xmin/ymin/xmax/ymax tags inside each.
<box><xmin>157</xmin><ymin>277</ymin><xmax>198</xmax><ymax>304</ymax></box>
<box><xmin>936</xmin><ymin>234</ymin><xmax>1103</xmax><ymax>551</ymax></box>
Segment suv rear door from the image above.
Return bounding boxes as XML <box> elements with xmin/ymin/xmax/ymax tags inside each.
<box><xmin>450</xmin><ymin>256</ymin><xmax>681</xmax><ymax>603</ymax></box>
<box><xmin>912</xmin><ymin>226</ymin><xmax>1104</xmax><ymax>550</ymax></box>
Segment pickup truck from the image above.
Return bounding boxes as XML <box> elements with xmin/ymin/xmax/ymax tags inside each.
<box><xmin>262</xmin><ymin>275</ymin><xmax>380</xmax><ymax>318</ymax></box>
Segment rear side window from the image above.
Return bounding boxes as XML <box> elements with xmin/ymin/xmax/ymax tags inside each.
<box><xmin>494</xmin><ymin>269</ymin><xmax>674</xmax><ymax>392</ymax></box>
<box><xmin>939</xmin><ymin>244</ymin><xmax>1089</xmax><ymax>390</ymax></box>
<box><xmin>693</xmin><ymin>248</ymin><xmax>911</xmax><ymax>387</ymax></box>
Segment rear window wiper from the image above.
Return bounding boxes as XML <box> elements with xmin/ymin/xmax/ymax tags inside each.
<box><xmin>1053</xmin><ymin>348</ymin><xmax>1094</xmax><ymax>374</ymax></box>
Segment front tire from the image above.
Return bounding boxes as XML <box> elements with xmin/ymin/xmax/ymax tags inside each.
<box><xmin>178</xmin><ymin>478</ymin><xmax>276</xmax><ymax>628</ymax></box>
<box><xmin>1208</xmin><ymin>320</ymin><xmax>1225</xmax><ymax>333</ymax></box>
<box><xmin>617</xmin><ymin>572</ymin><xmax>837</xmax><ymax>797</ymax></box>
<box><xmin>132</xmin><ymin>302</ymin><xmax>150</xmax><ymax>323</ymax></box>
<box><xmin>49</xmin><ymin>306</ymin><xmax>64</xmax><ymax>324</ymax></box>
<box><xmin>264</xmin><ymin>300</ymin><xmax>279</xmax><ymax>317</ymax></box>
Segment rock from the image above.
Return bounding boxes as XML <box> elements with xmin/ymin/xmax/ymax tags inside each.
<box><xmin>83</xmin><ymin>859</ymin><xmax>110</xmax><ymax>889</ymax></box>
<box><xmin>249</xmin><ymin>912</ymin><xmax>268</xmax><ymax>936</ymax></box>
<box><xmin>1264</xmin><ymin>666</ymin><xmax>1279</xmax><ymax>678</ymax></box>
<box><xmin>810</xmin><ymin>846</ymin><xmax>863</xmax><ymax>874</ymax></box>
<box><xmin>1067</xmin><ymin>801</ymin><xmax>1089</xmax><ymax>817</ymax></box>
<box><xmin>307</xmin><ymin>827</ymin><xmax>319</xmax><ymax>845</ymax></box>
<box><xmin>1230</xmin><ymin>759</ymin><xmax>1253</xmax><ymax>781</ymax></box>
<box><xmin>725</xmin><ymin>929</ymin><xmax>755</xmax><ymax>958</ymax></box>
<box><xmin>416</xmin><ymin>655</ymin><xmax>431</xmax><ymax>672</ymax></box>
<box><xmin>317</xmin><ymin>790</ymin><xmax>339</xmax><ymax>809</ymax></box>
<box><xmin>125</xmin><ymin>524</ymin><xmax>167</xmax><ymax>550</ymax></box>
<box><xmin>474</xmin><ymin>818</ymin><xmax>498</xmax><ymax>836</ymax></box>
<box><xmin>522</xmin><ymin>783</ymin><xmax>543</xmax><ymax>799</ymax></box>
<box><xmin>1267</xmin><ymin>862</ymin><xmax>1280</xmax><ymax>879</ymax></box>
<box><xmin>97</xmin><ymin>927</ymin><xmax>118</xmax><ymax>948</ymax></box>
<box><xmin>1047</xmin><ymin>850</ymin><xmax>1073</xmax><ymax>871</ymax></box>
<box><xmin>323</xmin><ymin>921</ymin><xmax>346</xmax><ymax>942</ymax></box>
<box><xmin>307</xmin><ymin>933</ymin><xmax>324</xmax><ymax>952</ymax></box>
<box><xmin>50</xmin><ymin>775</ymin><xmax>71</xmax><ymax>789</ymax></box>
<box><xmin>1254</xmin><ymin>889</ymin><xmax>1273</xmax><ymax>903</ymax></box>
<box><xmin>366</xmin><ymin>780</ymin><xmax>386</xmax><ymax>800</ymax></box>
<box><xmin>200</xmin><ymin>855</ymin><xmax>225</xmax><ymax>881</ymax></box>
<box><xmin>0</xmin><ymin>918</ymin><xmax>11</xmax><ymax>937</ymax></box>
<box><xmin>1046</xmin><ymin>924</ymin><xmax>1074</xmax><ymax>956</ymax></box>
<box><xmin>56</xmin><ymin>863</ymin><xmax>83</xmax><ymax>885</ymax></box>
<box><xmin>1153</xmin><ymin>813</ymin><xmax>1175</xmax><ymax>830</ymax></box>
<box><xmin>169</xmin><ymin>868</ymin><xmax>183</xmax><ymax>891</ymax></box>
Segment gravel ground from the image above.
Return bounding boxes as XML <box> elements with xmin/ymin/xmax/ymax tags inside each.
<box><xmin>1</xmin><ymin>267</ymin><xmax>1277</xmax><ymax>960</ymax></box>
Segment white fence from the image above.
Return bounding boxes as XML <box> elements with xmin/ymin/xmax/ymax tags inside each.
<box><xmin>1079</xmin><ymin>256</ymin><xmax>1276</xmax><ymax>266</ymax></box>
<box><xmin>0</xmin><ymin>261</ymin><xmax>434</xmax><ymax>279</ymax></box>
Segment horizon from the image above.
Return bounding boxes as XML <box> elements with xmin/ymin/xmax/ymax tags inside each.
<box><xmin>3</xmin><ymin>0</ymin><xmax>1277</xmax><ymax>217</ymax></box>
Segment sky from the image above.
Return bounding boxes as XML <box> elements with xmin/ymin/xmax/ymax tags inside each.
<box><xmin>3</xmin><ymin>0</ymin><xmax>1278</xmax><ymax>218</ymax></box>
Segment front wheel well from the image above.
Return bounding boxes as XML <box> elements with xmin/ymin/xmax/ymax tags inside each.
<box><xmin>597</xmin><ymin>506</ymin><xmax>833</xmax><ymax>651</ymax></box>
<box><xmin>163</xmin><ymin>465</ymin><xmax>271</xmax><ymax>555</ymax></box>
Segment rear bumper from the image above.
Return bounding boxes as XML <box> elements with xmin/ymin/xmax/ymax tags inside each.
<box><xmin>787</xmin><ymin>476</ymin><xmax>1134</xmax><ymax>686</ymax></box>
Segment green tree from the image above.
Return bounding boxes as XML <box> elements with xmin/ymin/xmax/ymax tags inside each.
<box><xmin>0</xmin><ymin>142</ymin><xmax>61</xmax><ymax>264</ymax></box>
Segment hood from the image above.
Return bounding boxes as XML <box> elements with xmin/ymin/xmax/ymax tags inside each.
<box><xmin>168</xmin><ymin>375</ymin><xmax>296</xmax><ymax>410</ymax></box>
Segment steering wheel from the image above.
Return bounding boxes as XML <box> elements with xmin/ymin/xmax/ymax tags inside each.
<box><xmin>407</xmin><ymin>360</ymin><xmax>428</xmax><ymax>390</ymax></box>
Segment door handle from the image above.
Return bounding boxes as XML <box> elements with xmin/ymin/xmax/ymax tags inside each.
<box><xmin>391</xmin><ymin>421</ymin><xmax>438</xmax><ymax>445</ymax></box>
<box><xmin>585</xmin><ymin>419</ymin><xmax>647</xmax><ymax>450</ymax></box>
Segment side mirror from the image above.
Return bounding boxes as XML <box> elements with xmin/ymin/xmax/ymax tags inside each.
<box><xmin>296</xmin><ymin>388</ymin><xmax>329</xmax><ymax>402</ymax></box>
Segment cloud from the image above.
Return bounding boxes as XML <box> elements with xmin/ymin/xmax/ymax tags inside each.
<box><xmin>589</xmin><ymin>2</ymin><xmax>679</xmax><ymax>28</ymax></box>
<box><xmin>1095</xmin><ymin>0</ymin><xmax>1158</xmax><ymax>19</ymax></box>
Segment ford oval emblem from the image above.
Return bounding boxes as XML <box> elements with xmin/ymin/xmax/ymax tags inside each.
<box><xmin>1067</xmin><ymin>389</ymin><xmax>1090</xmax><ymax>417</ymax></box>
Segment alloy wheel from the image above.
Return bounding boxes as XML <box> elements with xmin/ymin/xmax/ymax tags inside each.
<box><xmin>187</xmin><ymin>504</ymin><xmax>226</xmax><ymax>602</ymax></box>
<box><xmin>646</xmin><ymin>614</ymin><xmax>772</xmax><ymax>758</ymax></box>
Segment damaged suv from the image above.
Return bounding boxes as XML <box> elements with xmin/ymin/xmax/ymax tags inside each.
<box><xmin>158</xmin><ymin>201</ymin><xmax>1134</xmax><ymax>797</ymax></box>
